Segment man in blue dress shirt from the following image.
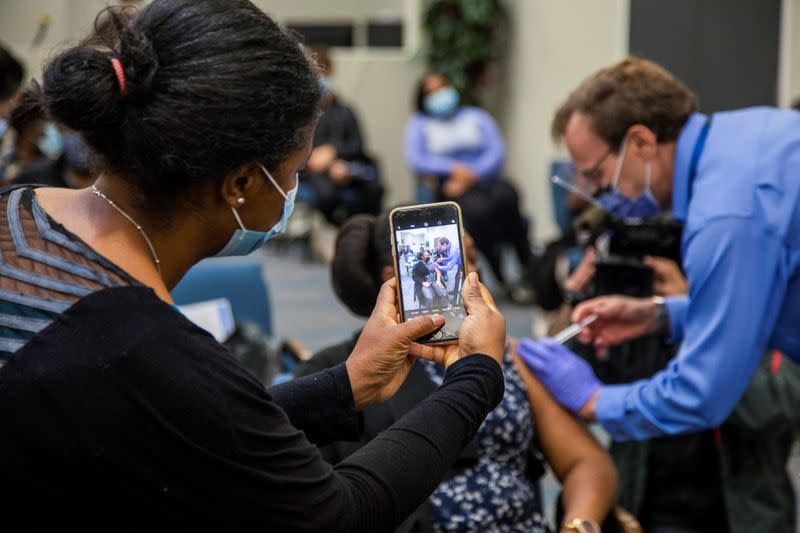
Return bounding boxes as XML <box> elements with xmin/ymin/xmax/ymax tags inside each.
<box><xmin>518</xmin><ymin>57</ymin><xmax>800</xmax><ymax>441</ymax></box>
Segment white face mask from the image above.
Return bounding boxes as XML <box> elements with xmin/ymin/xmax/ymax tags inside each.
<box><xmin>215</xmin><ymin>165</ymin><xmax>298</xmax><ymax>257</ymax></box>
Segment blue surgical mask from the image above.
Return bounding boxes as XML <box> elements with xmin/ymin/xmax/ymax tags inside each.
<box><xmin>37</xmin><ymin>122</ymin><xmax>63</xmax><ymax>160</ymax></box>
<box><xmin>0</xmin><ymin>119</ymin><xmax>7</xmax><ymax>140</ymax></box>
<box><xmin>320</xmin><ymin>77</ymin><xmax>332</xmax><ymax>95</ymax></box>
<box><xmin>215</xmin><ymin>165</ymin><xmax>298</xmax><ymax>257</ymax></box>
<box><xmin>596</xmin><ymin>136</ymin><xmax>661</xmax><ymax>219</ymax></box>
<box><xmin>424</xmin><ymin>86</ymin><xmax>460</xmax><ymax>118</ymax></box>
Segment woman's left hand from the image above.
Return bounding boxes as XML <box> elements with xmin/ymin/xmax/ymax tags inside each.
<box><xmin>346</xmin><ymin>278</ymin><xmax>445</xmax><ymax>409</ymax></box>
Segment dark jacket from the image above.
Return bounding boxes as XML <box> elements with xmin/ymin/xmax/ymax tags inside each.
<box><xmin>412</xmin><ymin>259</ymin><xmax>431</xmax><ymax>290</ymax></box>
<box><xmin>607</xmin><ymin>349</ymin><xmax>800</xmax><ymax>533</ymax></box>
<box><xmin>314</xmin><ymin>95</ymin><xmax>364</xmax><ymax>161</ymax></box>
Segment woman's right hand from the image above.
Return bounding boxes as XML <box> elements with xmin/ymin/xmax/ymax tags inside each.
<box><xmin>414</xmin><ymin>272</ymin><xmax>506</xmax><ymax>368</ymax></box>
<box><xmin>423</xmin><ymin>281</ymin><xmax>431</xmax><ymax>288</ymax></box>
<box><xmin>572</xmin><ymin>295</ymin><xmax>660</xmax><ymax>355</ymax></box>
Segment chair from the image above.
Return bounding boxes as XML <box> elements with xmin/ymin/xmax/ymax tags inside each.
<box><xmin>171</xmin><ymin>255</ymin><xmax>273</xmax><ymax>337</ymax></box>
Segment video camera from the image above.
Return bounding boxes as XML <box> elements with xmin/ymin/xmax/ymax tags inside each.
<box><xmin>576</xmin><ymin>209</ymin><xmax>684</xmax><ymax>298</ymax></box>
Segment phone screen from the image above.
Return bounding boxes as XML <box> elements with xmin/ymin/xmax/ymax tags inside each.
<box><xmin>392</xmin><ymin>203</ymin><xmax>467</xmax><ymax>344</ymax></box>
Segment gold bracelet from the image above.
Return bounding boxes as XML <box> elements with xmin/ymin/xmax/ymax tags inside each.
<box><xmin>562</xmin><ymin>517</ymin><xmax>601</xmax><ymax>533</ymax></box>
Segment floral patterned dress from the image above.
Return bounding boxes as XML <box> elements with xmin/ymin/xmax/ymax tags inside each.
<box><xmin>420</xmin><ymin>349</ymin><xmax>549</xmax><ymax>532</ymax></box>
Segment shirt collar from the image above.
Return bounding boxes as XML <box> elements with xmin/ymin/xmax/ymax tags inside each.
<box><xmin>672</xmin><ymin>112</ymin><xmax>708</xmax><ymax>221</ymax></box>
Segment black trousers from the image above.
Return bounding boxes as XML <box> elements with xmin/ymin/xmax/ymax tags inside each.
<box><xmin>302</xmin><ymin>169</ymin><xmax>382</xmax><ymax>226</ymax></box>
<box><xmin>437</xmin><ymin>179</ymin><xmax>533</xmax><ymax>285</ymax></box>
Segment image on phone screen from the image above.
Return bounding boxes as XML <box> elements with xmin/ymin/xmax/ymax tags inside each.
<box><xmin>393</xmin><ymin>209</ymin><xmax>466</xmax><ymax>343</ymax></box>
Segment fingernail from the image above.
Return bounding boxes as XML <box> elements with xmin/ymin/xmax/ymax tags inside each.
<box><xmin>469</xmin><ymin>272</ymin><xmax>479</xmax><ymax>287</ymax></box>
<box><xmin>431</xmin><ymin>314</ymin><xmax>445</xmax><ymax>326</ymax></box>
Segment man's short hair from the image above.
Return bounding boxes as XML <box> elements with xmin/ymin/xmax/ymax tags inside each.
<box><xmin>439</xmin><ymin>237</ymin><xmax>450</xmax><ymax>246</ymax></box>
<box><xmin>552</xmin><ymin>57</ymin><xmax>698</xmax><ymax>150</ymax></box>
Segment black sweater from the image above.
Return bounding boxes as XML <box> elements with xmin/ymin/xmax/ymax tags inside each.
<box><xmin>0</xmin><ymin>286</ymin><xmax>503</xmax><ymax>531</ymax></box>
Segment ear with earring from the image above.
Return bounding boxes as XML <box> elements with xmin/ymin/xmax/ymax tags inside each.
<box><xmin>236</xmin><ymin>197</ymin><xmax>245</xmax><ymax>206</ymax></box>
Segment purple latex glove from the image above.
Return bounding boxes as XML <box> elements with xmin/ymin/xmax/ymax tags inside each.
<box><xmin>517</xmin><ymin>337</ymin><xmax>602</xmax><ymax>414</ymax></box>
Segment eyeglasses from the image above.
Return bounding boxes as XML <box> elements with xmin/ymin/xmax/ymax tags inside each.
<box><xmin>574</xmin><ymin>148</ymin><xmax>612</xmax><ymax>183</ymax></box>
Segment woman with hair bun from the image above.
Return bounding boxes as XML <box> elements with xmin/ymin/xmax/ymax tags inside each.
<box><xmin>0</xmin><ymin>1</ymin><xmax>509</xmax><ymax>530</ymax></box>
<box><xmin>300</xmin><ymin>212</ymin><xmax>619</xmax><ymax>533</ymax></box>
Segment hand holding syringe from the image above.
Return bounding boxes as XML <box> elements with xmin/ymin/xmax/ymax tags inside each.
<box><xmin>553</xmin><ymin>314</ymin><xmax>598</xmax><ymax>344</ymax></box>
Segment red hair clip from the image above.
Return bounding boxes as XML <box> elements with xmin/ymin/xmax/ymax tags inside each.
<box><xmin>110</xmin><ymin>57</ymin><xmax>128</xmax><ymax>97</ymax></box>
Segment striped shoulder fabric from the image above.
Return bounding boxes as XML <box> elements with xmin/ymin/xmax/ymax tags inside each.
<box><xmin>0</xmin><ymin>187</ymin><xmax>137</xmax><ymax>364</ymax></box>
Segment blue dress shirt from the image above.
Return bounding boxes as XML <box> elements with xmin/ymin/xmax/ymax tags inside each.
<box><xmin>435</xmin><ymin>245</ymin><xmax>462</xmax><ymax>273</ymax></box>
<box><xmin>597</xmin><ymin>108</ymin><xmax>800</xmax><ymax>440</ymax></box>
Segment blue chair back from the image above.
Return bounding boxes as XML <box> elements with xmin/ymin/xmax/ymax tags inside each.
<box><xmin>171</xmin><ymin>256</ymin><xmax>273</xmax><ymax>337</ymax></box>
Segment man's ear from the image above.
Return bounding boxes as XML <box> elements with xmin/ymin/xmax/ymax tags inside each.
<box><xmin>219</xmin><ymin>163</ymin><xmax>260</xmax><ymax>207</ymax></box>
<box><xmin>628</xmin><ymin>124</ymin><xmax>658</xmax><ymax>161</ymax></box>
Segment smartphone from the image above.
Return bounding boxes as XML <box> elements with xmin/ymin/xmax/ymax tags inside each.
<box><xmin>390</xmin><ymin>202</ymin><xmax>468</xmax><ymax>345</ymax></box>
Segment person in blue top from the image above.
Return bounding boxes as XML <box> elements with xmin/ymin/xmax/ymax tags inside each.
<box><xmin>404</xmin><ymin>72</ymin><xmax>535</xmax><ymax>303</ymax></box>
<box><xmin>518</xmin><ymin>57</ymin><xmax>800</xmax><ymax>441</ymax></box>
<box><xmin>432</xmin><ymin>236</ymin><xmax>461</xmax><ymax>292</ymax></box>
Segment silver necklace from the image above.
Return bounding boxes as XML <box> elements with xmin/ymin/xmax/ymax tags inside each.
<box><xmin>90</xmin><ymin>185</ymin><xmax>162</xmax><ymax>277</ymax></box>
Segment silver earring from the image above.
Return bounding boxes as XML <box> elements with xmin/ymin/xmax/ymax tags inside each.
<box><xmin>236</xmin><ymin>197</ymin><xmax>245</xmax><ymax>206</ymax></box>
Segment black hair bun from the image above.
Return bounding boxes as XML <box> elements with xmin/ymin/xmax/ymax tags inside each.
<box><xmin>38</xmin><ymin>0</ymin><xmax>322</xmax><ymax>207</ymax></box>
<box><xmin>116</xmin><ymin>24</ymin><xmax>159</xmax><ymax>102</ymax></box>
<box><xmin>41</xmin><ymin>9</ymin><xmax>157</xmax><ymax>133</ymax></box>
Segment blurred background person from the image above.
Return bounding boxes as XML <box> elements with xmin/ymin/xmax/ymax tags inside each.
<box><xmin>299</xmin><ymin>46</ymin><xmax>383</xmax><ymax>226</ymax></box>
<box><xmin>14</xmin><ymin>128</ymin><xmax>96</xmax><ymax>188</ymax></box>
<box><xmin>0</xmin><ymin>86</ymin><xmax>62</xmax><ymax>183</ymax></box>
<box><xmin>404</xmin><ymin>72</ymin><xmax>535</xmax><ymax>304</ymax></box>
<box><xmin>0</xmin><ymin>43</ymin><xmax>25</xmax><ymax>145</ymax></box>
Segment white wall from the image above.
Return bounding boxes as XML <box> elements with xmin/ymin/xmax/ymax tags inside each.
<box><xmin>779</xmin><ymin>0</ymin><xmax>800</xmax><ymax>106</ymax></box>
<box><xmin>4</xmin><ymin>0</ymin><xmax>800</xmax><ymax>235</ymax></box>
<box><xmin>0</xmin><ymin>0</ymin><xmax>108</xmax><ymax>78</ymax></box>
<box><xmin>497</xmin><ymin>0</ymin><xmax>629</xmax><ymax>243</ymax></box>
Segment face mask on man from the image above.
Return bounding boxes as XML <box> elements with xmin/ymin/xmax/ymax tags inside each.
<box><xmin>595</xmin><ymin>135</ymin><xmax>661</xmax><ymax>219</ymax></box>
<box><xmin>215</xmin><ymin>165</ymin><xmax>298</xmax><ymax>257</ymax></box>
<box><xmin>424</xmin><ymin>86</ymin><xmax>460</xmax><ymax>118</ymax></box>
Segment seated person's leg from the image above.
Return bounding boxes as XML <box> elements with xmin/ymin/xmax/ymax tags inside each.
<box><xmin>337</xmin><ymin>177</ymin><xmax>383</xmax><ymax>220</ymax></box>
<box><xmin>301</xmin><ymin>171</ymin><xmax>339</xmax><ymax>220</ymax></box>
<box><xmin>451</xmin><ymin>185</ymin><xmax>503</xmax><ymax>284</ymax></box>
<box><xmin>420</xmin><ymin>285</ymin><xmax>435</xmax><ymax>307</ymax></box>
<box><xmin>433</xmin><ymin>284</ymin><xmax>449</xmax><ymax>308</ymax></box>
<box><xmin>489</xmin><ymin>179</ymin><xmax>535</xmax><ymax>277</ymax></box>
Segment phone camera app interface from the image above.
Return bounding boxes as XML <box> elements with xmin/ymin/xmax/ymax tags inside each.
<box><xmin>395</xmin><ymin>221</ymin><xmax>466</xmax><ymax>341</ymax></box>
